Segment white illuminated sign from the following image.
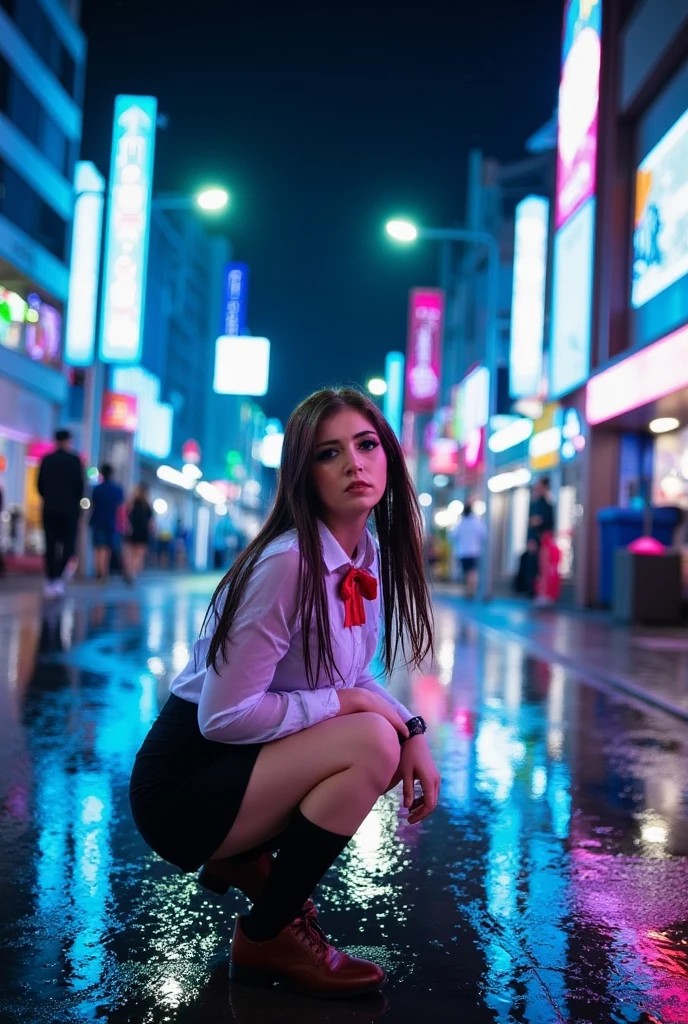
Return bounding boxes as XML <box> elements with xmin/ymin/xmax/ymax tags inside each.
<box><xmin>459</xmin><ymin>365</ymin><xmax>489</xmax><ymax>441</ymax></box>
<box><xmin>488</xmin><ymin>468</ymin><xmax>532</xmax><ymax>493</ymax></box>
<box><xmin>112</xmin><ymin>365</ymin><xmax>173</xmax><ymax>459</ymax></box>
<box><xmin>488</xmin><ymin>418</ymin><xmax>534</xmax><ymax>453</ymax></box>
<box><xmin>529</xmin><ymin>426</ymin><xmax>562</xmax><ymax>459</ymax></box>
<box><xmin>65</xmin><ymin>162</ymin><xmax>105</xmax><ymax>366</ymax></box>
<box><xmin>509</xmin><ymin>196</ymin><xmax>549</xmax><ymax>399</ymax></box>
<box><xmin>100</xmin><ymin>95</ymin><xmax>157</xmax><ymax>364</ymax></box>
<box><xmin>213</xmin><ymin>336</ymin><xmax>270</xmax><ymax>396</ymax></box>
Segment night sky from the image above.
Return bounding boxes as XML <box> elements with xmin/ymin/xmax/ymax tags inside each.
<box><xmin>80</xmin><ymin>0</ymin><xmax>562</xmax><ymax>424</ymax></box>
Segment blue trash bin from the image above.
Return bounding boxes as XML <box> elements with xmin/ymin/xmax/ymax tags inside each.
<box><xmin>597</xmin><ymin>506</ymin><xmax>680</xmax><ymax>606</ymax></box>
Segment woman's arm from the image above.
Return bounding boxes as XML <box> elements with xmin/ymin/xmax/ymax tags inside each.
<box><xmin>352</xmin><ymin>614</ymin><xmax>414</xmax><ymax>722</ymax></box>
<box><xmin>197</xmin><ymin>547</ymin><xmax>341</xmax><ymax>744</ymax></box>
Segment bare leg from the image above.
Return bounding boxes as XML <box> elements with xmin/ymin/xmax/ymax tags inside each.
<box><xmin>211</xmin><ymin>712</ymin><xmax>401</xmax><ymax>859</ymax></box>
<box><xmin>466</xmin><ymin>568</ymin><xmax>478</xmax><ymax>597</ymax></box>
<box><xmin>94</xmin><ymin>547</ymin><xmax>110</xmax><ymax>579</ymax></box>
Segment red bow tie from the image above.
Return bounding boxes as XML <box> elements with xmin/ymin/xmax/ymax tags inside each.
<box><xmin>339</xmin><ymin>567</ymin><xmax>378</xmax><ymax>627</ymax></box>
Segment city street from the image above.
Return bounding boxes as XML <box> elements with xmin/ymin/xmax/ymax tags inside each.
<box><xmin>2</xmin><ymin>576</ymin><xmax>688</xmax><ymax>1023</ymax></box>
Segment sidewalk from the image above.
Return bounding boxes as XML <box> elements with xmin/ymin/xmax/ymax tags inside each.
<box><xmin>435</xmin><ymin>584</ymin><xmax>688</xmax><ymax>723</ymax></box>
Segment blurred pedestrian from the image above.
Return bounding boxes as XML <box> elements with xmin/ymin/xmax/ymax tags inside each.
<box><xmin>129</xmin><ymin>386</ymin><xmax>439</xmax><ymax>998</ymax></box>
<box><xmin>123</xmin><ymin>484</ymin><xmax>154</xmax><ymax>583</ymax></box>
<box><xmin>37</xmin><ymin>429</ymin><xmax>84</xmax><ymax>599</ymax></box>
<box><xmin>0</xmin><ymin>481</ymin><xmax>5</xmax><ymax>578</ymax></box>
<box><xmin>449</xmin><ymin>503</ymin><xmax>486</xmax><ymax>598</ymax></box>
<box><xmin>90</xmin><ymin>464</ymin><xmax>125</xmax><ymax>582</ymax></box>
<box><xmin>528</xmin><ymin>477</ymin><xmax>558</xmax><ymax>606</ymax></box>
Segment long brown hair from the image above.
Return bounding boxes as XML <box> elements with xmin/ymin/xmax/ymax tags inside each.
<box><xmin>205</xmin><ymin>387</ymin><xmax>433</xmax><ymax>685</ymax></box>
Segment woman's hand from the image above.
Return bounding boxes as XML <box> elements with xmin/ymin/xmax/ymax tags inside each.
<box><xmin>336</xmin><ymin>688</ymin><xmax>409</xmax><ymax>741</ymax></box>
<box><xmin>400</xmin><ymin>734</ymin><xmax>441</xmax><ymax>824</ymax></box>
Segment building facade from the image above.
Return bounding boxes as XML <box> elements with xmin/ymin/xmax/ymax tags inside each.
<box><xmin>0</xmin><ymin>0</ymin><xmax>86</xmax><ymax>552</ymax></box>
<box><xmin>546</xmin><ymin>0</ymin><xmax>688</xmax><ymax>607</ymax></box>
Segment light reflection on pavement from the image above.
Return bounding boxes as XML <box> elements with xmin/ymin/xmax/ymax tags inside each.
<box><xmin>0</xmin><ymin>578</ymin><xmax>688</xmax><ymax>1022</ymax></box>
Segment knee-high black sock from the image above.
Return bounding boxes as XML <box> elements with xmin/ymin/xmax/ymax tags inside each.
<box><xmin>241</xmin><ymin>809</ymin><xmax>352</xmax><ymax>941</ymax></box>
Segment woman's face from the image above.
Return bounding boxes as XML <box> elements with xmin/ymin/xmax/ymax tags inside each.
<box><xmin>311</xmin><ymin>407</ymin><xmax>388</xmax><ymax>522</ymax></box>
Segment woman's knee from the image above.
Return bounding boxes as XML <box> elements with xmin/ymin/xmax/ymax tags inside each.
<box><xmin>349</xmin><ymin>712</ymin><xmax>402</xmax><ymax>784</ymax></box>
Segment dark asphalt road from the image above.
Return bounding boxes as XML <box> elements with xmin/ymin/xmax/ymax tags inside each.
<box><xmin>1</xmin><ymin>575</ymin><xmax>688</xmax><ymax>1023</ymax></box>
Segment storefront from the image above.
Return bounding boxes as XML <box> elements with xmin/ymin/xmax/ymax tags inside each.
<box><xmin>0</xmin><ymin>284</ymin><xmax>67</xmax><ymax>555</ymax></box>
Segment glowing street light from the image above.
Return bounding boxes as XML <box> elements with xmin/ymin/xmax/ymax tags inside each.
<box><xmin>367</xmin><ymin>377</ymin><xmax>387</xmax><ymax>396</ymax></box>
<box><xmin>195</xmin><ymin>187</ymin><xmax>229</xmax><ymax>212</ymax></box>
<box><xmin>385</xmin><ymin>219</ymin><xmax>419</xmax><ymax>243</ymax></box>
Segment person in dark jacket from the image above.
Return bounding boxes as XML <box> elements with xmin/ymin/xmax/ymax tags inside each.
<box><xmin>37</xmin><ymin>429</ymin><xmax>85</xmax><ymax>598</ymax></box>
<box><xmin>90</xmin><ymin>464</ymin><xmax>125</xmax><ymax>582</ymax></box>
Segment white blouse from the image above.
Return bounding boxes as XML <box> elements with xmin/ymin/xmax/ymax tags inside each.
<box><xmin>170</xmin><ymin>519</ymin><xmax>414</xmax><ymax>744</ymax></box>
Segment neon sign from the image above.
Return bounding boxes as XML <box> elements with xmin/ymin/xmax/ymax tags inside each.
<box><xmin>99</xmin><ymin>95</ymin><xmax>158</xmax><ymax>364</ymax></box>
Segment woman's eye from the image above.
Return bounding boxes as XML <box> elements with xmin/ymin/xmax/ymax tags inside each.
<box><xmin>360</xmin><ymin>440</ymin><xmax>380</xmax><ymax>452</ymax></box>
<box><xmin>316</xmin><ymin>449</ymin><xmax>339</xmax><ymax>461</ymax></box>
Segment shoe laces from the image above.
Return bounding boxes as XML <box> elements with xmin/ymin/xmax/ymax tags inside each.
<box><xmin>291</xmin><ymin>914</ymin><xmax>330</xmax><ymax>964</ymax></box>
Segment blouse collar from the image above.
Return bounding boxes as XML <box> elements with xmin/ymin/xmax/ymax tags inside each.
<box><xmin>317</xmin><ymin>519</ymin><xmax>376</xmax><ymax>575</ymax></box>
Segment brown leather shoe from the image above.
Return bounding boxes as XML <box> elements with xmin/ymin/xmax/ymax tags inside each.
<box><xmin>230</xmin><ymin>915</ymin><xmax>386</xmax><ymax>999</ymax></box>
<box><xmin>198</xmin><ymin>851</ymin><xmax>274</xmax><ymax>900</ymax></box>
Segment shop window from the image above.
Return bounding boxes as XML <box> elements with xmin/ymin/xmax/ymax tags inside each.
<box><xmin>0</xmin><ymin>159</ymin><xmax>67</xmax><ymax>261</ymax></box>
<box><xmin>37</xmin><ymin>200</ymin><xmax>66</xmax><ymax>261</ymax></box>
<box><xmin>7</xmin><ymin>72</ymin><xmax>41</xmax><ymax>148</ymax></box>
<box><xmin>12</xmin><ymin>0</ymin><xmax>79</xmax><ymax>100</ymax></box>
<box><xmin>0</xmin><ymin>55</ymin><xmax>8</xmax><ymax>114</ymax></box>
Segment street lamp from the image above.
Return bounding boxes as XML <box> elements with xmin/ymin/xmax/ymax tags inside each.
<box><xmin>196</xmin><ymin>187</ymin><xmax>230</xmax><ymax>212</ymax></box>
<box><xmin>384</xmin><ymin>216</ymin><xmax>500</xmax><ymax>601</ymax></box>
<box><xmin>367</xmin><ymin>377</ymin><xmax>387</xmax><ymax>397</ymax></box>
<box><xmin>386</xmin><ymin>219</ymin><xmax>419</xmax><ymax>243</ymax></box>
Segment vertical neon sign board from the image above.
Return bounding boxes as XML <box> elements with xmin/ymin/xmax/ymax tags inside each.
<box><xmin>509</xmin><ymin>195</ymin><xmax>549</xmax><ymax>399</ymax></box>
<box><xmin>555</xmin><ymin>0</ymin><xmax>602</xmax><ymax>229</ymax></box>
<box><xmin>99</xmin><ymin>95</ymin><xmax>157</xmax><ymax>364</ymax></box>
<box><xmin>383</xmin><ymin>351</ymin><xmax>405</xmax><ymax>438</ymax></box>
<box><xmin>404</xmin><ymin>289</ymin><xmax>444</xmax><ymax>414</ymax></box>
<box><xmin>65</xmin><ymin>161</ymin><xmax>105</xmax><ymax>366</ymax></box>
<box><xmin>549</xmin><ymin>0</ymin><xmax>601</xmax><ymax>398</ymax></box>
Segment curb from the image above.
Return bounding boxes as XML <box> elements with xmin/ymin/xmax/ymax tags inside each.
<box><xmin>436</xmin><ymin>595</ymin><xmax>688</xmax><ymax>726</ymax></box>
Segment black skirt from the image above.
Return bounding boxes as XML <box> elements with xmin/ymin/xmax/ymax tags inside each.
<box><xmin>129</xmin><ymin>694</ymin><xmax>264</xmax><ymax>872</ymax></box>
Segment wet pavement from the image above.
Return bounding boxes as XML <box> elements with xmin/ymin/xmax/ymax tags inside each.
<box><xmin>2</xmin><ymin>576</ymin><xmax>688</xmax><ymax>1022</ymax></box>
<box><xmin>437</xmin><ymin>588</ymin><xmax>688</xmax><ymax>724</ymax></box>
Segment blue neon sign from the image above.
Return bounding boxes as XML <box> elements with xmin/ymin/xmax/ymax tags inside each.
<box><xmin>99</xmin><ymin>95</ymin><xmax>157</xmax><ymax>364</ymax></box>
<box><xmin>221</xmin><ymin>262</ymin><xmax>250</xmax><ymax>336</ymax></box>
<box><xmin>383</xmin><ymin>351</ymin><xmax>404</xmax><ymax>438</ymax></box>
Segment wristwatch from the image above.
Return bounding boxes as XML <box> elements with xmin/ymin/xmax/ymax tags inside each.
<box><xmin>401</xmin><ymin>715</ymin><xmax>427</xmax><ymax>744</ymax></box>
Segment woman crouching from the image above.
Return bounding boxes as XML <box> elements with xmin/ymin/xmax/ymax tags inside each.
<box><xmin>129</xmin><ymin>386</ymin><xmax>439</xmax><ymax>999</ymax></box>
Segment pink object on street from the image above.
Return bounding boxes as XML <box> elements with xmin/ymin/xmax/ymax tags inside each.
<box><xmin>627</xmin><ymin>536</ymin><xmax>665</xmax><ymax>555</ymax></box>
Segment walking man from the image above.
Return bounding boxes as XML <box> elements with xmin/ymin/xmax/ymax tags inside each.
<box><xmin>37</xmin><ymin>429</ymin><xmax>85</xmax><ymax>599</ymax></box>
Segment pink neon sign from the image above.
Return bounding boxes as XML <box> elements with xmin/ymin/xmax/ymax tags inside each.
<box><xmin>405</xmin><ymin>288</ymin><xmax>444</xmax><ymax>414</ymax></box>
<box><xmin>555</xmin><ymin>0</ymin><xmax>602</xmax><ymax>229</ymax></box>
<box><xmin>586</xmin><ymin>323</ymin><xmax>688</xmax><ymax>425</ymax></box>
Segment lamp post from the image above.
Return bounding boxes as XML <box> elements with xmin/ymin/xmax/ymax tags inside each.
<box><xmin>385</xmin><ymin>218</ymin><xmax>500</xmax><ymax>601</ymax></box>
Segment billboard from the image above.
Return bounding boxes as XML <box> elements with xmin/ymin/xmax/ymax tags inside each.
<box><xmin>632</xmin><ymin>106</ymin><xmax>688</xmax><ymax>309</ymax></box>
<box><xmin>405</xmin><ymin>289</ymin><xmax>443</xmax><ymax>414</ymax></box>
<box><xmin>65</xmin><ymin>162</ymin><xmax>105</xmax><ymax>366</ymax></box>
<box><xmin>221</xmin><ymin>262</ymin><xmax>250</xmax><ymax>336</ymax></box>
<box><xmin>101</xmin><ymin>391</ymin><xmax>138</xmax><ymax>432</ymax></box>
<box><xmin>509</xmin><ymin>196</ymin><xmax>549</xmax><ymax>399</ymax></box>
<box><xmin>213</xmin><ymin>336</ymin><xmax>270</xmax><ymax>396</ymax></box>
<box><xmin>555</xmin><ymin>0</ymin><xmax>602</xmax><ymax>230</ymax></box>
<box><xmin>99</xmin><ymin>95</ymin><xmax>157</xmax><ymax>364</ymax></box>
<box><xmin>550</xmin><ymin>199</ymin><xmax>596</xmax><ymax>398</ymax></box>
